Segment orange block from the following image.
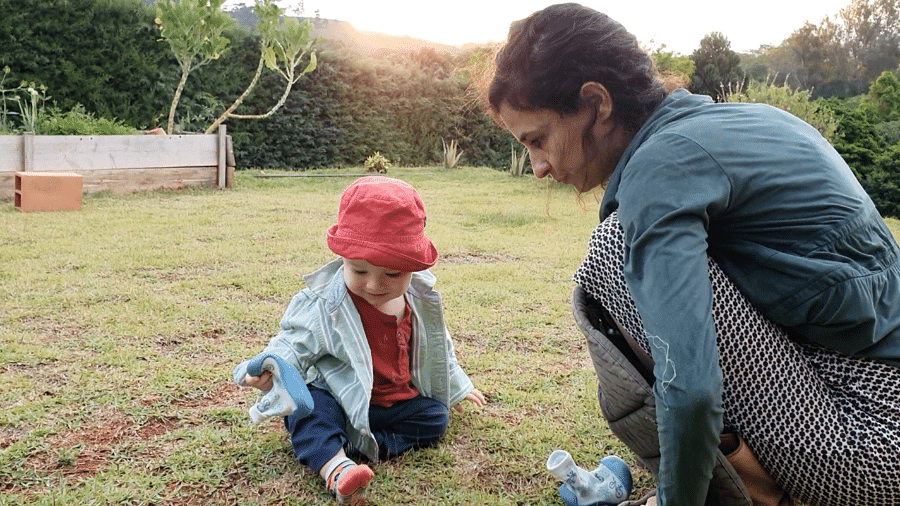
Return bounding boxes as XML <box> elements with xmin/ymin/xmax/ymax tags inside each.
<box><xmin>14</xmin><ymin>172</ymin><xmax>83</xmax><ymax>212</ymax></box>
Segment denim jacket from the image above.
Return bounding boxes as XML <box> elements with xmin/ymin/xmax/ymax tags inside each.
<box><xmin>234</xmin><ymin>258</ymin><xmax>474</xmax><ymax>461</ymax></box>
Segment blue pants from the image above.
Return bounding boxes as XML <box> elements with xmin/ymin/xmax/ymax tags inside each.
<box><xmin>284</xmin><ymin>385</ymin><xmax>449</xmax><ymax>474</ymax></box>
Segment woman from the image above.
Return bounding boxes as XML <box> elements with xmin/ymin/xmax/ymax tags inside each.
<box><xmin>488</xmin><ymin>3</ymin><xmax>900</xmax><ymax>506</ymax></box>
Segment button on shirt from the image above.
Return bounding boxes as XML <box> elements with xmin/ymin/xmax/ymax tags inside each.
<box><xmin>348</xmin><ymin>291</ymin><xmax>419</xmax><ymax>407</ymax></box>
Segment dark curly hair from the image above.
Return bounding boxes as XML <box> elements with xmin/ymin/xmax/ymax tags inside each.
<box><xmin>488</xmin><ymin>3</ymin><xmax>666</xmax><ymax>133</ymax></box>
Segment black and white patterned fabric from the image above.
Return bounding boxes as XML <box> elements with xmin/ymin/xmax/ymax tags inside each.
<box><xmin>573</xmin><ymin>212</ymin><xmax>900</xmax><ymax>506</ymax></box>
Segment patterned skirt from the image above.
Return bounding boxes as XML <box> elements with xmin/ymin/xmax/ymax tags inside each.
<box><xmin>572</xmin><ymin>212</ymin><xmax>900</xmax><ymax>506</ymax></box>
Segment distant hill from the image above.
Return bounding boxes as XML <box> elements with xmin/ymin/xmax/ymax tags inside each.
<box><xmin>227</xmin><ymin>5</ymin><xmax>464</xmax><ymax>55</ymax></box>
<box><xmin>142</xmin><ymin>1</ymin><xmax>465</xmax><ymax>55</ymax></box>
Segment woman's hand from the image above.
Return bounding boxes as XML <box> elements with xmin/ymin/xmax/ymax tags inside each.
<box><xmin>242</xmin><ymin>371</ymin><xmax>273</xmax><ymax>392</ymax></box>
<box><xmin>454</xmin><ymin>388</ymin><xmax>487</xmax><ymax>412</ymax></box>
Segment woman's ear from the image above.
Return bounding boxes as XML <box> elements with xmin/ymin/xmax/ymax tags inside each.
<box><xmin>579</xmin><ymin>82</ymin><xmax>613</xmax><ymax>121</ymax></box>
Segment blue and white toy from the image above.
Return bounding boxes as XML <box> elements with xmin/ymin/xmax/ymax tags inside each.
<box><xmin>547</xmin><ymin>450</ymin><xmax>632</xmax><ymax>506</ymax></box>
<box><xmin>244</xmin><ymin>354</ymin><xmax>314</xmax><ymax>424</ymax></box>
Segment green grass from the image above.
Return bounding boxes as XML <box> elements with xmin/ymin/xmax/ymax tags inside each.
<box><xmin>2</xmin><ymin>167</ymin><xmax>899</xmax><ymax>505</ymax></box>
<box><xmin>0</xmin><ymin>167</ymin><xmax>642</xmax><ymax>505</ymax></box>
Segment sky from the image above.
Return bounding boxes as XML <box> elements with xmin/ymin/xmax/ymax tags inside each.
<box><xmin>223</xmin><ymin>0</ymin><xmax>853</xmax><ymax>55</ymax></box>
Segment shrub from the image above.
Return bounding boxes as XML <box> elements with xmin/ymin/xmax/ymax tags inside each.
<box><xmin>867</xmin><ymin>143</ymin><xmax>900</xmax><ymax>219</ymax></box>
<box><xmin>363</xmin><ymin>151</ymin><xmax>390</xmax><ymax>173</ymax></box>
<box><xmin>230</xmin><ymin>42</ymin><xmax>511</xmax><ymax>170</ymax></box>
<box><xmin>35</xmin><ymin>104</ymin><xmax>138</xmax><ymax>135</ymax></box>
<box><xmin>1</xmin><ymin>0</ymin><xmax>171</xmax><ymax>130</ymax></box>
<box><xmin>876</xmin><ymin>120</ymin><xmax>900</xmax><ymax>147</ymax></box>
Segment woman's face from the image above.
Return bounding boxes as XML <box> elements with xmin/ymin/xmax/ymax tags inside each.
<box><xmin>498</xmin><ymin>88</ymin><xmax>628</xmax><ymax>192</ymax></box>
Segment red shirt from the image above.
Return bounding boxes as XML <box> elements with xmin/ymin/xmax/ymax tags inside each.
<box><xmin>348</xmin><ymin>291</ymin><xmax>419</xmax><ymax>407</ymax></box>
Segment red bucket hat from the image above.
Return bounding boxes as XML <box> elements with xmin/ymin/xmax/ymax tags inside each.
<box><xmin>326</xmin><ymin>176</ymin><xmax>438</xmax><ymax>272</ymax></box>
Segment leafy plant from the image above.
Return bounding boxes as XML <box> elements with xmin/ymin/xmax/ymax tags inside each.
<box><xmin>0</xmin><ymin>67</ymin><xmax>49</xmax><ymax>134</ymax></box>
<box><xmin>862</xmin><ymin>70</ymin><xmax>900</xmax><ymax>123</ymax></box>
<box><xmin>18</xmin><ymin>85</ymin><xmax>46</xmax><ymax>134</ymax></box>
<box><xmin>155</xmin><ymin>0</ymin><xmax>234</xmax><ymax>134</ymax></box>
<box><xmin>510</xmin><ymin>143</ymin><xmax>529</xmax><ymax>176</ymax></box>
<box><xmin>649</xmin><ymin>43</ymin><xmax>695</xmax><ymax>90</ymax></box>
<box><xmin>363</xmin><ymin>151</ymin><xmax>391</xmax><ymax>173</ymax></box>
<box><xmin>876</xmin><ymin>120</ymin><xmax>900</xmax><ymax>147</ymax></box>
<box><xmin>35</xmin><ymin>104</ymin><xmax>138</xmax><ymax>135</ymax></box>
<box><xmin>0</xmin><ymin>66</ymin><xmax>20</xmax><ymax>133</ymax></box>
<box><xmin>203</xmin><ymin>0</ymin><xmax>318</xmax><ymax>134</ymax></box>
<box><xmin>155</xmin><ymin>0</ymin><xmax>317</xmax><ymax>135</ymax></box>
<box><xmin>441</xmin><ymin>138</ymin><xmax>463</xmax><ymax>169</ymax></box>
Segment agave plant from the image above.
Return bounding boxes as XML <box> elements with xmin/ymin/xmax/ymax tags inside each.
<box><xmin>441</xmin><ymin>138</ymin><xmax>463</xmax><ymax>169</ymax></box>
<box><xmin>510</xmin><ymin>143</ymin><xmax>529</xmax><ymax>176</ymax></box>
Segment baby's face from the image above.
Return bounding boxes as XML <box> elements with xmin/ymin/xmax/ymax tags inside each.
<box><xmin>342</xmin><ymin>258</ymin><xmax>412</xmax><ymax>309</ymax></box>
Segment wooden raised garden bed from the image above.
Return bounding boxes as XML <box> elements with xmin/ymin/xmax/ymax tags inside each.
<box><xmin>1</xmin><ymin>127</ymin><xmax>234</xmax><ymax>201</ymax></box>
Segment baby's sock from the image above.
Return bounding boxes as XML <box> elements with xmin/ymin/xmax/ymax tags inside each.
<box><xmin>324</xmin><ymin>457</ymin><xmax>373</xmax><ymax>505</ymax></box>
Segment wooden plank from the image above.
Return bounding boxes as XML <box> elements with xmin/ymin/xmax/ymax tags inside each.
<box><xmin>1</xmin><ymin>166</ymin><xmax>218</xmax><ymax>199</ymax></box>
<box><xmin>15</xmin><ymin>135</ymin><xmax>220</xmax><ymax>171</ymax></box>
<box><xmin>23</xmin><ymin>133</ymin><xmax>33</xmax><ymax>172</ymax></box>
<box><xmin>0</xmin><ymin>134</ymin><xmax>235</xmax><ymax>199</ymax></box>
<box><xmin>0</xmin><ymin>172</ymin><xmax>13</xmax><ymax>199</ymax></box>
<box><xmin>217</xmin><ymin>125</ymin><xmax>226</xmax><ymax>188</ymax></box>
<box><xmin>252</xmin><ymin>173</ymin><xmax>371</xmax><ymax>178</ymax></box>
<box><xmin>0</xmin><ymin>136</ymin><xmax>22</xmax><ymax>172</ymax></box>
<box><xmin>226</xmin><ymin>136</ymin><xmax>235</xmax><ymax>167</ymax></box>
<box><xmin>79</xmin><ymin>167</ymin><xmax>218</xmax><ymax>194</ymax></box>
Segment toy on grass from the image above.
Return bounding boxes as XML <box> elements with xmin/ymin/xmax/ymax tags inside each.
<box><xmin>245</xmin><ymin>354</ymin><xmax>314</xmax><ymax>424</ymax></box>
<box><xmin>547</xmin><ymin>449</ymin><xmax>632</xmax><ymax>506</ymax></box>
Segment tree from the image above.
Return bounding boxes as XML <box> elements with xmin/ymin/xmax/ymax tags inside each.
<box><xmin>155</xmin><ymin>0</ymin><xmax>233</xmax><ymax>133</ymax></box>
<box><xmin>690</xmin><ymin>32</ymin><xmax>743</xmax><ymax>101</ymax></box>
<box><xmin>155</xmin><ymin>0</ymin><xmax>317</xmax><ymax>134</ymax></box>
<box><xmin>204</xmin><ymin>0</ymin><xmax>317</xmax><ymax>134</ymax></box>
<box><xmin>785</xmin><ymin>22</ymin><xmax>832</xmax><ymax>90</ymax></box>
<box><xmin>840</xmin><ymin>0</ymin><xmax>900</xmax><ymax>84</ymax></box>
<box><xmin>740</xmin><ymin>44</ymin><xmax>805</xmax><ymax>89</ymax></box>
<box><xmin>863</xmin><ymin>70</ymin><xmax>900</xmax><ymax>121</ymax></box>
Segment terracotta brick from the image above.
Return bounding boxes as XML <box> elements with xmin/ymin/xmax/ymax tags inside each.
<box><xmin>14</xmin><ymin>172</ymin><xmax>83</xmax><ymax>212</ymax></box>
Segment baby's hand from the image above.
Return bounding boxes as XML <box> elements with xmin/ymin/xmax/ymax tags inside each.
<box><xmin>454</xmin><ymin>388</ymin><xmax>487</xmax><ymax>412</ymax></box>
<box><xmin>242</xmin><ymin>371</ymin><xmax>273</xmax><ymax>392</ymax></box>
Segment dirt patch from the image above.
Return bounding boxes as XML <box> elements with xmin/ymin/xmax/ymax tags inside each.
<box><xmin>6</xmin><ymin>381</ymin><xmax>243</xmax><ymax>492</ymax></box>
<box><xmin>136</xmin><ymin>417</ymin><xmax>179</xmax><ymax>438</ymax></box>
<box><xmin>10</xmin><ymin>405</ymin><xmax>131</xmax><ymax>483</ymax></box>
<box><xmin>0</xmin><ymin>426</ymin><xmax>26</xmax><ymax>450</ymax></box>
<box><xmin>176</xmin><ymin>380</ymin><xmax>247</xmax><ymax>412</ymax></box>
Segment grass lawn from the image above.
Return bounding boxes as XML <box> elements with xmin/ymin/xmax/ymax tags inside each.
<box><xmin>2</xmin><ymin>167</ymin><xmax>899</xmax><ymax>505</ymax></box>
<box><xmin>0</xmin><ymin>167</ymin><xmax>639</xmax><ymax>505</ymax></box>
